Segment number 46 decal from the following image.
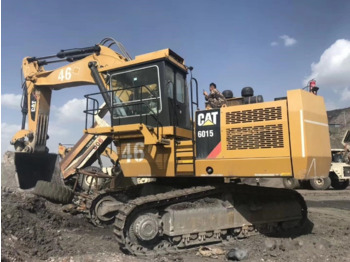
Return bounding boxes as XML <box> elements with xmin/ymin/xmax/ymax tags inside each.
<box><xmin>121</xmin><ymin>142</ymin><xmax>144</xmax><ymax>163</ymax></box>
<box><xmin>58</xmin><ymin>67</ymin><xmax>72</xmax><ymax>81</ymax></box>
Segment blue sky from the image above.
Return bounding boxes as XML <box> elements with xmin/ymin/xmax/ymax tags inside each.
<box><xmin>2</xmin><ymin>0</ymin><xmax>350</xmax><ymax>154</ymax></box>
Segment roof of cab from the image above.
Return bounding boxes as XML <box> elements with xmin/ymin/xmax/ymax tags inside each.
<box><xmin>101</xmin><ymin>48</ymin><xmax>187</xmax><ymax>72</ymax></box>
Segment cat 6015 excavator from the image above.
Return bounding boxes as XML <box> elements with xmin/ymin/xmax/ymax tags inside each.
<box><xmin>9</xmin><ymin>38</ymin><xmax>331</xmax><ymax>255</ymax></box>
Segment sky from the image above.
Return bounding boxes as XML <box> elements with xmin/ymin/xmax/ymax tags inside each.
<box><xmin>1</xmin><ymin>0</ymin><xmax>350</xmax><ymax>155</ymax></box>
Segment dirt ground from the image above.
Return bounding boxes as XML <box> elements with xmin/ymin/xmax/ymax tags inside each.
<box><xmin>1</xmin><ymin>185</ymin><xmax>350</xmax><ymax>262</ymax></box>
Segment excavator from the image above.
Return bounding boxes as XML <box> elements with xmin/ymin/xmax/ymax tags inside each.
<box><xmin>9</xmin><ymin>37</ymin><xmax>331</xmax><ymax>255</ymax></box>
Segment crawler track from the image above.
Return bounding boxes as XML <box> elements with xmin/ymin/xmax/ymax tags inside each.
<box><xmin>113</xmin><ymin>184</ymin><xmax>307</xmax><ymax>256</ymax></box>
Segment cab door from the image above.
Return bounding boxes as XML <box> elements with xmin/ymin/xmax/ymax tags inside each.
<box><xmin>165</xmin><ymin>65</ymin><xmax>190</xmax><ymax>130</ymax></box>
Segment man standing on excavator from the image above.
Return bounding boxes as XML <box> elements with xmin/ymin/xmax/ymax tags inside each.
<box><xmin>203</xmin><ymin>82</ymin><xmax>227</xmax><ymax>109</ymax></box>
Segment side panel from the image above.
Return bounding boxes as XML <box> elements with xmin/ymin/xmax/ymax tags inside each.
<box><xmin>116</xmin><ymin>90</ymin><xmax>331</xmax><ymax>179</ymax></box>
<box><xmin>196</xmin><ymin>109</ymin><xmax>221</xmax><ymax>159</ymax></box>
<box><xmin>116</xmin><ymin>139</ymin><xmax>174</xmax><ymax>177</ymax></box>
<box><xmin>195</xmin><ymin>100</ymin><xmax>293</xmax><ymax>177</ymax></box>
<box><xmin>195</xmin><ymin>158</ymin><xmax>292</xmax><ymax>177</ymax></box>
<box><xmin>287</xmin><ymin>90</ymin><xmax>331</xmax><ymax>179</ymax></box>
<box><xmin>88</xmin><ymin>125</ymin><xmax>194</xmax><ymax>177</ymax></box>
<box><xmin>222</xmin><ymin>100</ymin><xmax>291</xmax><ymax>159</ymax></box>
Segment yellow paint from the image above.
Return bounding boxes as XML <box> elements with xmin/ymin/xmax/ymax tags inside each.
<box><xmin>203</xmin><ymin>120</ymin><xmax>214</xmax><ymax>126</ymax></box>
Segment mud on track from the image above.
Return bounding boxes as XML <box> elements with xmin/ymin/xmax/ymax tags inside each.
<box><xmin>1</xmin><ymin>188</ymin><xmax>350</xmax><ymax>262</ymax></box>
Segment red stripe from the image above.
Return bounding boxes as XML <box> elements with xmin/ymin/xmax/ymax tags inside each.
<box><xmin>207</xmin><ymin>142</ymin><xmax>222</xmax><ymax>159</ymax></box>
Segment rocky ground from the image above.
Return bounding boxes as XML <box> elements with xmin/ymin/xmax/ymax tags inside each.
<box><xmin>1</xmin><ymin>186</ymin><xmax>349</xmax><ymax>262</ymax></box>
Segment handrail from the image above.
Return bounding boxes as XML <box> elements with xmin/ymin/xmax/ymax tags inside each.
<box><xmin>84</xmin><ymin>84</ymin><xmax>163</xmax><ymax>139</ymax></box>
<box><xmin>84</xmin><ymin>97</ymin><xmax>99</xmax><ymax>130</ymax></box>
<box><xmin>189</xmin><ymin>67</ymin><xmax>199</xmax><ymax>175</ymax></box>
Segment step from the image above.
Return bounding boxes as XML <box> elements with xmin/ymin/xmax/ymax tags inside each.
<box><xmin>175</xmin><ymin>151</ymin><xmax>193</xmax><ymax>158</ymax></box>
<box><xmin>176</xmin><ymin>164</ymin><xmax>193</xmax><ymax>173</ymax></box>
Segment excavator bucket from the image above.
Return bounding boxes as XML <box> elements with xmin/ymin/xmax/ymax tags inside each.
<box><xmin>1</xmin><ymin>151</ymin><xmax>63</xmax><ymax>191</ymax></box>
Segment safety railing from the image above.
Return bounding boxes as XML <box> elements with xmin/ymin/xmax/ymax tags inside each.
<box><xmin>84</xmin><ymin>84</ymin><xmax>162</xmax><ymax>140</ymax></box>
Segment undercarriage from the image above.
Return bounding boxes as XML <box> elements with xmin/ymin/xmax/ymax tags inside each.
<box><xmin>89</xmin><ymin>182</ymin><xmax>307</xmax><ymax>256</ymax></box>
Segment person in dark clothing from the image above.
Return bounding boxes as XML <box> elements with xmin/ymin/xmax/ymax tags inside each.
<box><xmin>203</xmin><ymin>82</ymin><xmax>227</xmax><ymax>108</ymax></box>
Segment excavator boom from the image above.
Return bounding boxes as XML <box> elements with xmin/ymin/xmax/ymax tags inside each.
<box><xmin>12</xmin><ymin>45</ymin><xmax>127</xmax><ymax>153</ymax></box>
<box><xmin>8</xmin><ymin>40</ymin><xmax>130</xmax><ymax>189</ymax></box>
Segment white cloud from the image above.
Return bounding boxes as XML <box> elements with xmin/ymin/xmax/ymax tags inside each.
<box><xmin>48</xmin><ymin>124</ymin><xmax>70</xmax><ymax>136</ymax></box>
<box><xmin>279</xmin><ymin>35</ymin><xmax>297</xmax><ymax>47</ymax></box>
<box><xmin>47</xmin><ymin>98</ymin><xmax>87</xmax><ymax>152</ymax></box>
<box><xmin>54</xmin><ymin>98</ymin><xmax>86</xmax><ymax>123</ymax></box>
<box><xmin>304</xmin><ymin>39</ymin><xmax>350</xmax><ymax>94</ymax></box>
<box><xmin>270</xmin><ymin>41</ymin><xmax>279</xmax><ymax>47</ymax></box>
<box><xmin>341</xmin><ymin>87</ymin><xmax>350</xmax><ymax>101</ymax></box>
<box><xmin>1</xmin><ymin>94</ymin><xmax>22</xmax><ymax>109</ymax></box>
<box><xmin>1</xmin><ymin>123</ymin><xmax>21</xmax><ymax>138</ymax></box>
<box><xmin>1</xmin><ymin>123</ymin><xmax>21</xmax><ymax>153</ymax></box>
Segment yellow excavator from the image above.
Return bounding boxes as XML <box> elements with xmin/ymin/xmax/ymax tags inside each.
<box><xmin>9</xmin><ymin>37</ymin><xmax>331</xmax><ymax>255</ymax></box>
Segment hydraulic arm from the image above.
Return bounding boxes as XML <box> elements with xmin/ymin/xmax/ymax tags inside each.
<box><xmin>11</xmin><ymin>43</ymin><xmax>128</xmax><ymax>153</ymax></box>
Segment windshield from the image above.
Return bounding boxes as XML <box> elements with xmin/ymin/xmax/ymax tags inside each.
<box><xmin>110</xmin><ymin>66</ymin><xmax>161</xmax><ymax>118</ymax></box>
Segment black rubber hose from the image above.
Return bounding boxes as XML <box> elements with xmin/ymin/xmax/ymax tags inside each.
<box><xmin>20</xmin><ymin>82</ymin><xmax>28</xmax><ymax>130</ymax></box>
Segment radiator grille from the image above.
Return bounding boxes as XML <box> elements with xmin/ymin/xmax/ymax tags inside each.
<box><xmin>226</xmin><ymin>106</ymin><xmax>282</xmax><ymax>124</ymax></box>
<box><xmin>226</xmin><ymin>124</ymin><xmax>284</xmax><ymax>150</ymax></box>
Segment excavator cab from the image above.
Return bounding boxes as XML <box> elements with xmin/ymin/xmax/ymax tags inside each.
<box><xmin>86</xmin><ymin>49</ymin><xmax>191</xmax><ymax>131</ymax></box>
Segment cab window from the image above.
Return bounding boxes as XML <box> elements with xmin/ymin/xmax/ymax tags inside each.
<box><xmin>165</xmin><ymin>66</ymin><xmax>174</xmax><ymax>99</ymax></box>
<box><xmin>165</xmin><ymin>65</ymin><xmax>185</xmax><ymax>103</ymax></box>
<box><xmin>110</xmin><ymin>66</ymin><xmax>161</xmax><ymax>118</ymax></box>
<box><xmin>176</xmin><ymin>73</ymin><xmax>185</xmax><ymax>103</ymax></box>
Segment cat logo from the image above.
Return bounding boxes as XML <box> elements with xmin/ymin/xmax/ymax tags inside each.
<box><xmin>197</xmin><ymin>111</ymin><xmax>219</xmax><ymax>126</ymax></box>
<box><xmin>31</xmin><ymin>101</ymin><xmax>36</xmax><ymax>112</ymax></box>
